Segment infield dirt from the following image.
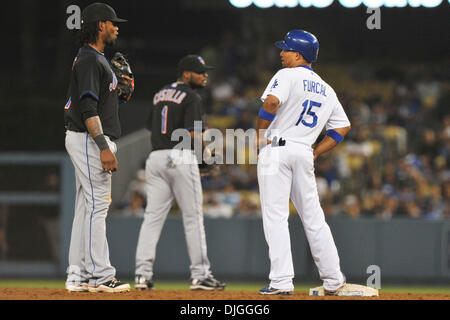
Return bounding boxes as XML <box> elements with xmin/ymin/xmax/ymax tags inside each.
<box><xmin>0</xmin><ymin>288</ymin><xmax>448</xmax><ymax>300</ymax></box>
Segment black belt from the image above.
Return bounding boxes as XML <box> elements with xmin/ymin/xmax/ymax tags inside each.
<box><xmin>68</xmin><ymin>128</ymin><xmax>86</xmax><ymax>133</ymax></box>
<box><xmin>66</xmin><ymin>124</ymin><xmax>85</xmax><ymax>133</ymax></box>
<box><xmin>67</xmin><ymin>127</ymin><xmax>115</xmax><ymax>141</ymax></box>
<box><xmin>271</xmin><ymin>137</ymin><xmax>286</xmax><ymax>147</ymax></box>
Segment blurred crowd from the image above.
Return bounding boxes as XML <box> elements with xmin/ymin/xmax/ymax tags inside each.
<box><xmin>118</xmin><ymin>32</ymin><xmax>450</xmax><ymax>220</ymax></box>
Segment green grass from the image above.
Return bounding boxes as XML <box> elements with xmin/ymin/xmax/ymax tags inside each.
<box><xmin>0</xmin><ymin>279</ymin><xmax>448</xmax><ymax>294</ymax></box>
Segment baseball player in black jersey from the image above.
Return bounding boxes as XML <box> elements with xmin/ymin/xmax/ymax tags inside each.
<box><xmin>63</xmin><ymin>3</ymin><xmax>130</xmax><ymax>293</ymax></box>
<box><xmin>134</xmin><ymin>55</ymin><xmax>226</xmax><ymax>291</ymax></box>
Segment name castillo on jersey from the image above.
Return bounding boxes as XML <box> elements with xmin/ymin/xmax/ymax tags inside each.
<box><xmin>153</xmin><ymin>85</ymin><xmax>187</xmax><ymax>105</ymax></box>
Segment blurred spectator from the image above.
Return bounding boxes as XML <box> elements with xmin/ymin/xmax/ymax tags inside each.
<box><xmin>122</xmin><ymin>191</ymin><xmax>146</xmax><ymax>218</ymax></box>
<box><xmin>379</xmin><ymin>196</ymin><xmax>400</xmax><ymax>220</ymax></box>
<box><xmin>342</xmin><ymin>194</ymin><xmax>361</xmax><ymax>219</ymax></box>
<box><xmin>122</xmin><ymin>59</ymin><xmax>450</xmax><ymax>220</ymax></box>
<box><xmin>361</xmin><ymin>190</ymin><xmax>384</xmax><ymax>217</ymax></box>
<box><xmin>215</xmin><ymin>184</ymin><xmax>241</xmax><ymax>212</ymax></box>
<box><xmin>117</xmin><ymin>169</ymin><xmax>147</xmax><ymax>211</ymax></box>
<box><xmin>238</xmin><ymin>192</ymin><xmax>261</xmax><ymax>217</ymax></box>
<box><xmin>201</xmin><ymin>165</ymin><xmax>231</xmax><ymax>190</ymax></box>
<box><xmin>203</xmin><ymin>191</ymin><xmax>234</xmax><ymax>218</ymax></box>
<box><xmin>234</xmin><ymin>110</ymin><xmax>254</xmax><ymax>131</ymax></box>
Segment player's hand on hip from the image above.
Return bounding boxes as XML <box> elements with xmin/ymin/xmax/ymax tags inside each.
<box><xmin>100</xmin><ymin>149</ymin><xmax>118</xmax><ymax>173</ymax></box>
<box><xmin>256</xmin><ymin>135</ymin><xmax>271</xmax><ymax>155</ymax></box>
<box><xmin>313</xmin><ymin>152</ymin><xmax>318</xmax><ymax>161</ymax></box>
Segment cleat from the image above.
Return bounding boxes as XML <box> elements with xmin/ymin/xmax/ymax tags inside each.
<box><xmin>324</xmin><ymin>282</ymin><xmax>346</xmax><ymax>296</ymax></box>
<box><xmin>66</xmin><ymin>281</ymin><xmax>89</xmax><ymax>292</ymax></box>
<box><xmin>190</xmin><ymin>276</ymin><xmax>225</xmax><ymax>291</ymax></box>
<box><xmin>259</xmin><ymin>285</ymin><xmax>293</xmax><ymax>295</ymax></box>
<box><xmin>134</xmin><ymin>275</ymin><xmax>154</xmax><ymax>290</ymax></box>
<box><xmin>88</xmin><ymin>278</ymin><xmax>130</xmax><ymax>293</ymax></box>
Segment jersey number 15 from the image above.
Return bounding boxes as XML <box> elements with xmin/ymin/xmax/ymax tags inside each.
<box><xmin>295</xmin><ymin>99</ymin><xmax>321</xmax><ymax>128</ymax></box>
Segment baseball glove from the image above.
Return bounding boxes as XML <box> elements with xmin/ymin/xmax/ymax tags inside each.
<box><xmin>198</xmin><ymin>149</ymin><xmax>220</xmax><ymax>177</ymax></box>
<box><xmin>198</xmin><ymin>162</ymin><xmax>219</xmax><ymax>177</ymax></box>
<box><xmin>110</xmin><ymin>52</ymin><xmax>135</xmax><ymax>102</ymax></box>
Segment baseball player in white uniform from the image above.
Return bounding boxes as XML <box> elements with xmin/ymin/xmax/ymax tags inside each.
<box><xmin>257</xmin><ymin>30</ymin><xmax>351</xmax><ymax>295</ymax></box>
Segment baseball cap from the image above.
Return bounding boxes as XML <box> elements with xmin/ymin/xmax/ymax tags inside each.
<box><xmin>178</xmin><ymin>55</ymin><xmax>214</xmax><ymax>74</ymax></box>
<box><xmin>81</xmin><ymin>3</ymin><xmax>127</xmax><ymax>24</ymax></box>
<box><xmin>274</xmin><ymin>30</ymin><xmax>319</xmax><ymax>63</ymax></box>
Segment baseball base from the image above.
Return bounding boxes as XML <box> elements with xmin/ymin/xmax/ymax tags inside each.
<box><xmin>309</xmin><ymin>283</ymin><xmax>379</xmax><ymax>297</ymax></box>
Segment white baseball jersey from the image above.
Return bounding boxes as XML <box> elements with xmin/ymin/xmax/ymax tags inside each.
<box><xmin>261</xmin><ymin>66</ymin><xmax>350</xmax><ymax>145</ymax></box>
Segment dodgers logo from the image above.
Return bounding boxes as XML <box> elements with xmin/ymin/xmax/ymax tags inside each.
<box><xmin>271</xmin><ymin>79</ymin><xmax>279</xmax><ymax>90</ymax></box>
<box><xmin>109</xmin><ymin>72</ymin><xmax>118</xmax><ymax>91</ymax></box>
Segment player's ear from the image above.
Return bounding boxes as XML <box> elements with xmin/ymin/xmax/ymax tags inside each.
<box><xmin>98</xmin><ymin>20</ymin><xmax>105</xmax><ymax>32</ymax></box>
<box><xmin>182</xmin><ymin>71</ymin><xmax>191</xmax><ymax>80</ymax></box>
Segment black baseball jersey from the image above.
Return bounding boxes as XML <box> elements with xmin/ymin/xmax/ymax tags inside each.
<box><xmin>147</xmin><ymin>82</ymin><xmax>204</xmax><ymax>151</ymax></box>
<box><xmin>64</xmin><ymin>44</ymin><xmax>121</xmax><ymax>140</ymax></box>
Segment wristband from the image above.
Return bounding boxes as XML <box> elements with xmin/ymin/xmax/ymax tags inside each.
<box><xmin>326</xmin><ymin>130</ymin><xmax>344</xmax><ymax>144</ymax></box>
<box><xmin>258</xmin><ymin>108</ymin><xmax>276</xmax><ymax>121</ymax></box>
<box><xmin>93</xmin><ymin>134</ymin><xmax>109</xmax><ymax>151</ymax></box>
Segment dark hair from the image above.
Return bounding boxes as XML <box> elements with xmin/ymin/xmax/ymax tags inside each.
<box><xmin>76</xmin><ymin>21</ymin><xmax>100</xmax><ymax>47</ymax></box>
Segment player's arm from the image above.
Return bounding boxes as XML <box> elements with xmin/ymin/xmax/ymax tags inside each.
<box><xmin>313</xmin><ymin>126</ymin><xmax>351</xmax><ymax>161</ymax></box>
<box><xmin>257</xmin><ymin>94</ymin><xmax>279</xmax><ymax>150</ymax></box>
<box><xmin>185</xmin><ymin>95</ymin><xmax>213</xmax><ymax>161</ymax></box>
<box><xmin>84</xmin><ymin>115</ymin><xmax>118</xmax><ymax>172</ymax></box>
<box><xmin>187</xmin><ymin>118</ymin><xmax>213</xmax><ymax>161</ymax></box>
<box><xmin>76</xmin><ymin>59</ymin><xmax>118</xmax><ymax>172</ymax></box>
<box><xmin>80</xmin><ymin>95</ymin><xmax>118</xmax><ymax>172</ymax></box>
<box><xmin>314</xmin><ymin>95</ymin><xmax>352</xmax><ymax>161</ymax></box>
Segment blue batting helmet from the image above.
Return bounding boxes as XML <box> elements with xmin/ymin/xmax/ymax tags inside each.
<box><xmin>275</xmin><ymin>30</ymin><xmax>319</xmax><ymax>63</ymax></box>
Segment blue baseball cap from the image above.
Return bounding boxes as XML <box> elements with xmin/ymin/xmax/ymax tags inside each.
<box><xmin>275</xmin><ymin>30</ymin><xmax>319</xmax><ymax>63</ymax></box>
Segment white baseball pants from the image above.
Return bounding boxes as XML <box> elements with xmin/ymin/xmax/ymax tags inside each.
<box><xmin>257</xmin><ymin>142</ymin><xmax>345</xmax><ymax>291</ymax></box>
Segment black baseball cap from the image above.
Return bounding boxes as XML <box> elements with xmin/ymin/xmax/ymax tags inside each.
<box><xmin>177</xmin><ymin>55</ymin><xmax>214</xmax><ymax>74</ymax></box>
<box><xmin>81</xmin><ymin>3</ymin><xmax>127</xmax><ymax>24</ymax></box>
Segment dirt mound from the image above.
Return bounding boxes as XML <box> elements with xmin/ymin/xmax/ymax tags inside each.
<box><xmin>0</xmin><ymin>288</ymin><xmax>448</xmax><ymax>300</ymax></box>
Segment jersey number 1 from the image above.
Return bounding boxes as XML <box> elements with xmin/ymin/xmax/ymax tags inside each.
<box><xmin>161</xmin><ymin>105</ymin><xmax>168</xmax><ymax>134</ymax></box>
<box><xmin>295</xmin><ymin>99</ymin><xmax>321</xmax><ymax>128</ymax></box>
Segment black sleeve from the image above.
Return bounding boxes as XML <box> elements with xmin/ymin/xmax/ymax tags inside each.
<box><xmin>184</xmin><ymin>94</ymin><xmax>205</xmax><ymax>131</ymax></box>
<box><xmin>75</xmin><ymin>56</ymin><xmax>101</xmax><ymax>101</ymax></box>
<box><xmin>80</xmin><ymin>95</ymin><xmax>99</xmax><ymax>121</ymax></box>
